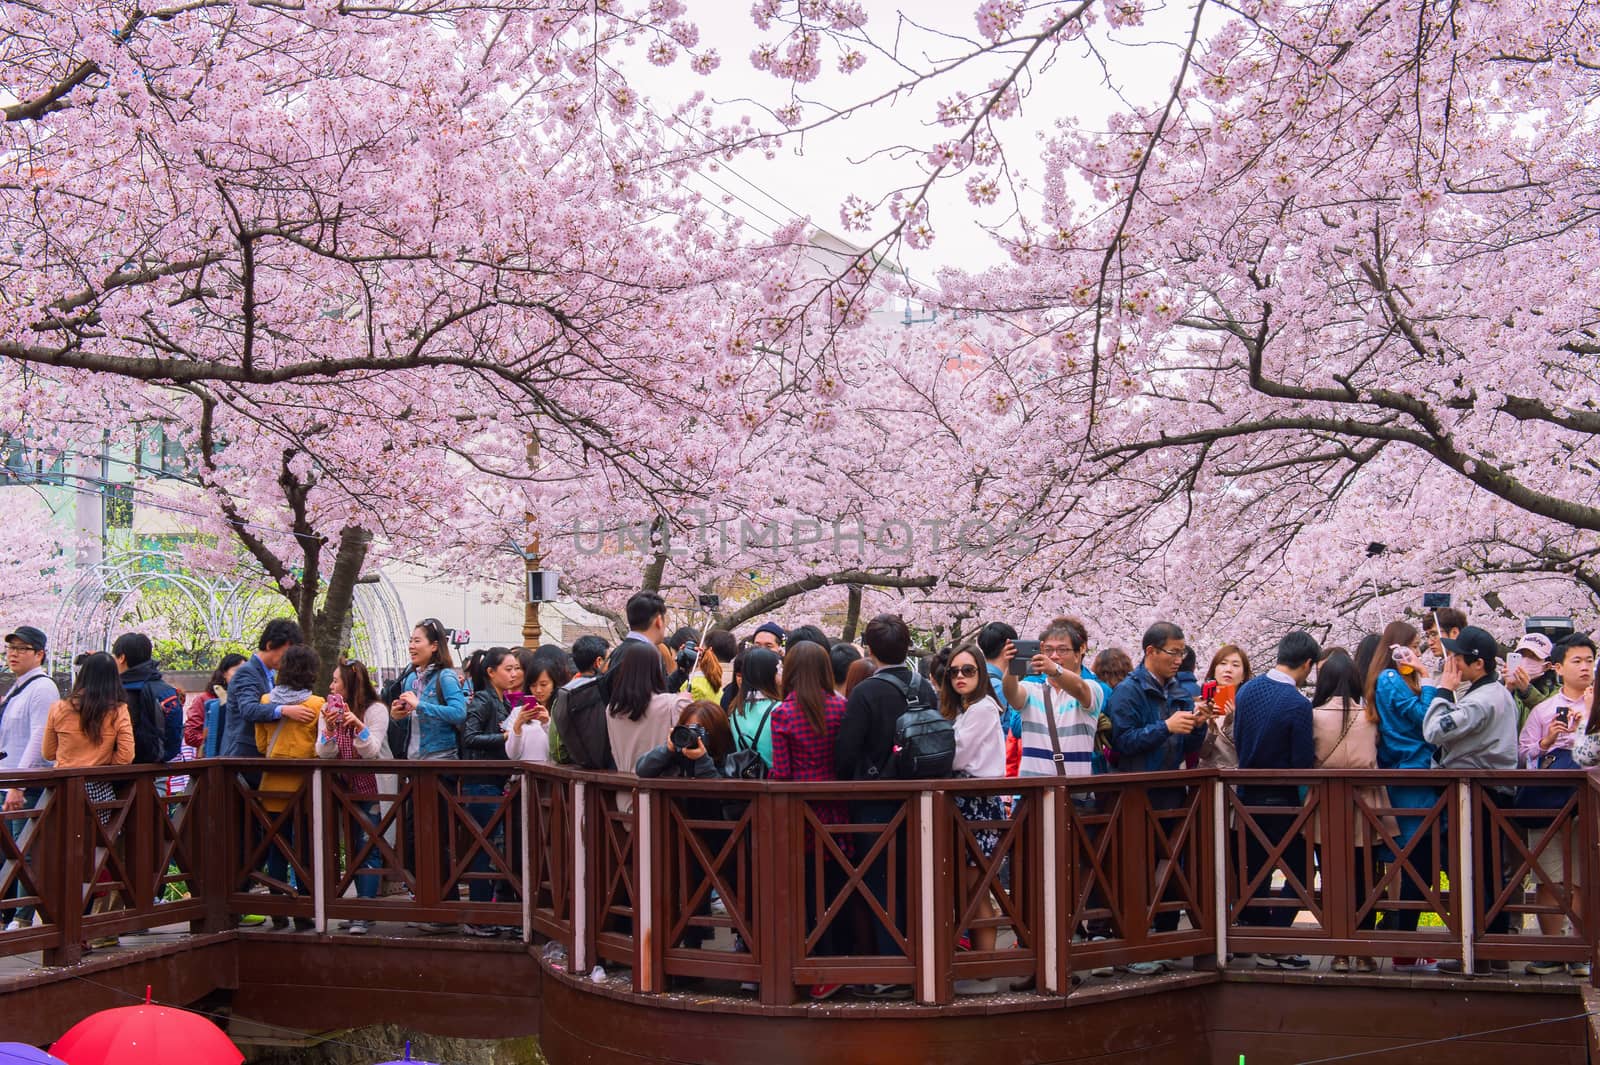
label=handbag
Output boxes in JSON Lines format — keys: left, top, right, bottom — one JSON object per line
{"left": 724, "top": 699, "right": 776, "bottom": 780}
{"left": 1516, "top": 745, "right": 1580, "bottom": 828}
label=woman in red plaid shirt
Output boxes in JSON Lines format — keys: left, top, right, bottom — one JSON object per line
{"left": 769, "top": 641, "right": 852, "bottom": 1000}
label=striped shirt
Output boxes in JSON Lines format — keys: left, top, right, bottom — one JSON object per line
{"left": 1017, "top": 678, "right": 1101, "bottom": 777}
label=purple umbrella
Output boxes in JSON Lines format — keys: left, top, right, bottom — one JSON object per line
{"left": 372, "top": 1044, "right": 441, "bottom": 1065}
{"left": 0, "top": 1044, "right": 67, "bottom": 1065}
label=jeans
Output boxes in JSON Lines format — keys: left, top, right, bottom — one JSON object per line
{"left": 351, "top": 801, "right": 383, "bottom": 900}
{"left": 460, "top": 781, "right": 506, "bottom": 906}
{"left": 2, "top": 787, "right": 43, "bottom": 925}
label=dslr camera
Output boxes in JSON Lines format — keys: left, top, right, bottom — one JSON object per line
{"left": 670, "top": 722, "right": 707, "bottom": 750}
{"left": 675, "top": 641, "right": 700, "bottom": 672}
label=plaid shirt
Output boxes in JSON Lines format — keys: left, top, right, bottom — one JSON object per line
{"left": 771, "top": 691, "right": 849, "bottom": 837}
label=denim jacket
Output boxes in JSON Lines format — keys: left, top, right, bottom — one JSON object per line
{"left": 1107, "top": 664, "right": 1205, "bottom": 774}
{"left": 386, "top": 666, "right": 467, "bottom": 759}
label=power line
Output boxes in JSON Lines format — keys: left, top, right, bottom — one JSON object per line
{"left": 1292, "top": 1006, "right": 1600, "bottom": 1063}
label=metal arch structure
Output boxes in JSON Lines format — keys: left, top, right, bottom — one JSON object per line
{"left": 349, "top": 570, "right": 409, "bottom": 675}
{"left": 46, "top": 550, "right": 408, "bottom": 675}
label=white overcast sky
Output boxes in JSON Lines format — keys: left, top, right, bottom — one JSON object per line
{"left": 621, "top": 0, "right": 1201, "bottom": 284}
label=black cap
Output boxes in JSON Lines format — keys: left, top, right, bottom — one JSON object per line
{"left": 1441, "top": 625, "right": 1497, "bottom": 667}
{"left": 3, "top": 625, "right": 46, "bottom": 651}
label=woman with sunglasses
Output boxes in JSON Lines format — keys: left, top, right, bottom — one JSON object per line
{"left": 939, "top": 642, "right": 1008, "bottom": 982}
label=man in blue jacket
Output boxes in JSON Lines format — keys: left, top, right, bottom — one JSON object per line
{"left": 1107, "top": 622, "right": 1206, "bottom": 774}
{"left": 220, "top": 619, "right": 310, "bottom": 760}
{"left": 1231, "top": 630, "right": 1320, "bottom": 968}
{"left": 1106, "top": 621, "right": 1206, "bottom": 958}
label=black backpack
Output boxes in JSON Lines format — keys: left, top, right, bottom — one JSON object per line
{"left": 724, "top": 700, "right": 776, "bottom": 780}
{"left": 551, "top": 677, "right": 613, "bottom": 770}
{"left": 130, "top": 684, "right": 171, "bottom": 764}
{"left": 872, "top": 671, "right": 955, "bottom": 779}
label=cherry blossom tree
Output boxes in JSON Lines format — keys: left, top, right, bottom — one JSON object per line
{"left": 0, "top": 0, "right": 773, "bottom": 676}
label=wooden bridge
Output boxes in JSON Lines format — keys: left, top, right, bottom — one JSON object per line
{"left": 2, "top": 761, "right": 1598, "bottom": 1063}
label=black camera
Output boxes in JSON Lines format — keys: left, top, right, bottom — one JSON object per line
{"left": 697, "top": 593, "right": 721, "bottom": 610}
{"left": 675, "top": 642, "right": 699, "bottom": 672}
{"left": 670, "top": 723, "right": 707, "bottom": 750}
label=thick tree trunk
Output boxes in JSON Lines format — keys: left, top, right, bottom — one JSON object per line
{"left": 841, "top": 585, "right": 863, "bottom": 642}
{"left": 307, "top": 524, "right": 374, "bottom": 690}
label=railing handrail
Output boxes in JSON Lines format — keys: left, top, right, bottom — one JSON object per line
{"left": 4, "top": 760, "right": 1596, "bottom": 1003}
{"left": 9, "top": 758, "right": 1591, "bottom": 789}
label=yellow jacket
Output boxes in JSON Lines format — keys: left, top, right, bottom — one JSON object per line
{"left": 256, "top": 695, "right": 324, "bottom": 813}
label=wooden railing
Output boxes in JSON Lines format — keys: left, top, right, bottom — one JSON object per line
{"left": 2, "top": 762, "right": 1595, "bottom": 1002}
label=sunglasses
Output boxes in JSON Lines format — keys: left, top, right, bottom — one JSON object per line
{"left": 947, "top": 665, "right": 980, "bottom": 679}
{"left": 418, "top": 618, "right": 445, "bottom": 640}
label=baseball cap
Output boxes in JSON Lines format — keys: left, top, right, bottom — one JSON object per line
{"left": 1514, "top": 633, "right": 1554, "bottom": 661}
{"left": 3, "top": 625, "right": 47, "bottom": 651}
{"left": 1441, "top": 626, "right": 1498, "bottom": 668}
{"left": 753, "top": 621, "right": 787, "bottom": 642}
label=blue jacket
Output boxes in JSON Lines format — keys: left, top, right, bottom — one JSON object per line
{"left": 1107, "top": 664, "right": 1204, "bottom": 774}
{"left": 386, "top": 665, "right": 468, "bottom": 759}
{"left": 120, "top": 660, "right": 183, "bottom": 762}
{"left": 221, "top": 654, "right": 277, "bottom": 758}
{"left": 1374, "top": 669, "right": 1439, "bottom": 770}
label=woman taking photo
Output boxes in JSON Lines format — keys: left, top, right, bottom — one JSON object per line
{"left": 1366, "top": 620, "right": 1441, "bottom": 971}
{"left": 1197, "top": 644, "right": 1252, "bottom": 769}
{"left": 316, "top": 660, "right": 389, "bottom": 933}
{"left": 939, "top": 642, "right": 1007, "bottom": 990}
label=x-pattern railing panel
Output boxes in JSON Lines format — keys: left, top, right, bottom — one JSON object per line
{"left": 1225, "top": 786, "right": 1325, "bottom": 929}
{"left": 802, "top": 800, "right": 910, "bottom": 958}
{"left": 662, "top": 796, "right": 756, "bottom": 952}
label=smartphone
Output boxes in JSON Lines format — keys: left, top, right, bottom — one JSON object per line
{"left": 1009, "top": 639, "right": 1041, "bottom": 676}
{"left": 1201, "top": 680, "right": 1218, "bottom": 703}
{"left": 1422, "top": 592, "right": 1452, "bottom": 609}
{"left": 1557, "top": 706, "right": 1572, "bottom": 727}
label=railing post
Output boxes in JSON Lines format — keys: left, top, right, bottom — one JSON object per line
{"left": 126, "top": 773, "right": 153, "bottom": 925}
{"left": 1455, "top": 777, "right": 1474, "bottom": 972}
{"left": 914, "top": 789, "right": 952, "bottom": 1006}
{"left": 1586, "top": 772, "right": 1600, "bottom": 988}
{"left": 635, "top": 788, "right": 659, "bottom": 993}
{"left": 43, "top": 777, "right": 85, "bottom": 967}
{"left": 194, "top": 764, "right": 231, "bottom": 935}
{"left": 415, "top": 766, "right": 442, "bottom": 911}
{"left": 311, "top": 768, "right": 327, "bottom": 933}
{"left": 1213, "top": 775, "right": 1228, "bottom": 966}
{"left": 1041, "top": 785, "right": 1063, "bottom": 994}
{"left": 757, "top": 790, "right": 797, "bottom": 1006}
{"left": 571, "top": 780, "right": 591, "bottom": 975}
{"left": 520, "top": 770, "right": 533, "bottom": 946}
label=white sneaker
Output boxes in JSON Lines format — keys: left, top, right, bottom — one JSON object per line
{"left": 953, "top": 978, "right": 1004, "bottom": 995}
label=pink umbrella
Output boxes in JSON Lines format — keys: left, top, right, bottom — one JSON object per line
{"left": 51, "top": 988, "right": 242, "bottom": 1065}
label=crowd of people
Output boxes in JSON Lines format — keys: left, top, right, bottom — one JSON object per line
{"left": 1, "top": 596, "right": 1593, "bottom": 993}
